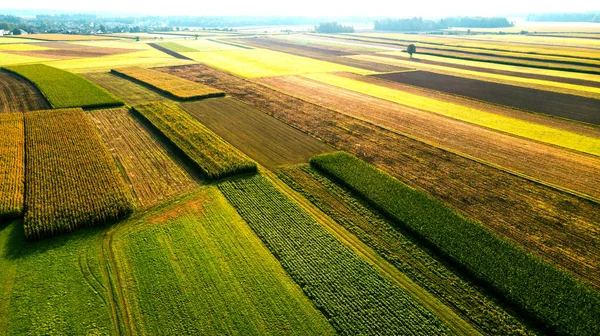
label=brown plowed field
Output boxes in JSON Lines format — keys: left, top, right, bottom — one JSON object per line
{"left": 337, "top": 72, "right": 600, "bottom": 138}
{"left": 2, "top": 46, "right": 139, "bottom": 60}
{"left": 181, "top": 97, "right": 335, "bottom": 169}
{"left": 88, "top": 107, "right": 200, "bottom": 208}
{"left": 257, "top": 75, "right": 600, "bottom": 199}
{"left": 234, "top": 37, "right": 410, "bottom": 72}
{"left": 0, "top": 70, "right": 50, "bottom": 113}
{"left": 158, "top": 63, "right": 600, "bottom": 289}
{"left": 373, "top": 70, "right": 600, "bottom": 125}
{"left": 379, "top": 53, "right": 600, "bottom": 88}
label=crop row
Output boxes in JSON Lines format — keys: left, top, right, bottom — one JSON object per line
{"left": 111, "top": 67, "right": 225, "bottom": 100}
{"left": 3, "top": 64, "right": 123, "bottom": 109}
{"left": 24, "top": 108, "right": 133, "bottom": 240}
{"left": 0, "top": 113, "right": 24, "bottom": 219}
{"left": 218, "top": 174, "right": 451, "bottom": 335}
{"left": 311, "top": 151, "right": 600, "bottom": 336}
{"left": 132, "top": 102, "right": 256, "bottom": 179}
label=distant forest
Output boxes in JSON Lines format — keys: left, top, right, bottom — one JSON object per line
{"left": 527, "top": 12, "right": 600, "bottom": 22}
{"left": 315, "top": 22, "right": 354, "bottom": 33}
{"left": 374, "top": 17, "right": 513, "bottom": 31}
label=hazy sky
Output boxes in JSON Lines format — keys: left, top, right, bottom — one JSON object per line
{"left": 2, "top": 1, "right": 599, "bottom": 17}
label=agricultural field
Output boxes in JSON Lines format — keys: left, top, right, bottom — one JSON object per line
{"left": 181, "top": 97, "right": 335, "bottom": 169}
{"left": 132, "top": 102, "right": 257, "bottom": 179}
{"left": 112, "top": 66, "right": 225, "bottom": 100}
{"left": 3, "top": 64, "right": 123, "bottom": 108}
{"left": 24, "top": 108, "right": 133, "bottom": 239}
{"left": 2, "top": 24, "right": 600, "bottom": 336}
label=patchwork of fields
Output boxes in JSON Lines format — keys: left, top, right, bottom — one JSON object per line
{"left": 1, "top": 29, "right": 599, "bottom": 336}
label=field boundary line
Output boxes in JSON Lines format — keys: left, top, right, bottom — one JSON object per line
{"left": 254, "top": 78, "right": 600, "bottom": 205}
{"left": 261, "top": 169, "right": 482, "bottom": 336}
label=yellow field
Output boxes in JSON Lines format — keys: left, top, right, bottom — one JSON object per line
{"left": 72, "top": 40, "right": 150, "bottom": 50}
{"left": 348, "top": 54, "right": 600, "bottom": 97}
{"left": 16, "top": 34, "right": 117, "bottom": 41}
{"left": 0, "top": 52, "right": 49, "bottom": 66}
{"left": 0, "top": 37, "right": 36, "bottom": 44}
{"left": 451, "top": 34, "right": 600, "bottom": 48}
{"left": 186, "top": 48, "right": 372, "bottom": 78}
{"left": 44, "top": 49, "right": 193, "bottom": 72}
{"left": 304, "top": 73, "right": 600, "bottom": 157}
{"left": 0, "top": 44, "right": 50, "bottom": 51}
{"left": 177, "top": 38, "right": 241, "bottom": 52}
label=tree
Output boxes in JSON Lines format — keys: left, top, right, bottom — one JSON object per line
{"left": 407, "top": 44, "right": 416, "bottom": 58}
{"left": 135, "top": 36, "right": 140, "bottom": 42}
{"left": 11, "top": 28, "right": 21, "bottom": 35}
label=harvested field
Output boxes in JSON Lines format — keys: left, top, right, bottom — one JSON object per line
{"left": 81, "top": 72, "right": 166, "bottom": 105}
{"left": 277, "top": 164, "right": 533, "bottom": 335}
{"left": 88, "top": 107, "right": 200, "bottom": 208}
{"left": 234, "top": 36, "right": 410, "bottom": 72}
{"left": 0, "top": 113, "right": 24, "bottom": 219}
{"left": 1, "top": 46, "right": 139, "bottom": 60}
{"left": 24, "top": 108, "right": 133, "bottom": 240}
{"left": 154, "top": 42, "right": 197, "bottom": 52}
{"left": 374, "top": 70, "right": 600, "bottom": 125}
{"left": 112, "top": 67, "right": 224, "bottom": 100}
{"left": 258, "top": 75, "right": 600, "bottom": 199}
{"left": 181, "top": 97, "right": 335, "bottom": 169}
{"left": 0, "top": 70, "right": 50, "bottom": 112}
{"left": 158, "top": 64, "right": 600, "bottom": 289}
{"left": 15, "top": 34, "right": 117, "bottom": 41}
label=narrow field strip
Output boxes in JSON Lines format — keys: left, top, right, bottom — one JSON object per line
{"left": 0, "top": 70, "right": 50, "bottom": 113}
{"left": 88, "top": 107, "right": 200, "bottom": 208}
{"left": 132, "top": 102, "right": 257, "bottom": 179}
{"left": 276, "top": 164, "right": 534, "bottom": 335}
{"left": 311, "top": 151, "right": 600, "bottom": 336}
{"left": 219, "top": 174, "right": 452, "bottom": 335}
{"left": 82, "top": 72, "right": 167, "bottom": 106}
{"left": 24, "top": 108, "right": 134, "bottom": 240}
{"left": 111, "top": 66, "right": 225, "bottom": 100}
{"left": 111, "top": 187, "right": 335, "bottom": 335}
{"left": 0, "top": 113, "right": 24, "bottom": 219}
{"left": 3, "top": 64, "right": 123, "bottom": 108}
{"left": 304, "top": 72, "right": 600, "bottom": 157}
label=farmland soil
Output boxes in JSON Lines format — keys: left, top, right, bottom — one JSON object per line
{"left": 0, "top": 70, "right": 50, "bottom": 112}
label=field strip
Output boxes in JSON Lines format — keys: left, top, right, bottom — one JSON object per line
{"left": 255, "top": 78, "right": 600, "bottom": 204}
{"left": 262, "top": 169, "right": 481, "bottom": 335}
{"left": 348, "top": 54, "right": 600, "bottom": 98}
{"left": 303, "top": 73, "right": 600, "bottom": 157}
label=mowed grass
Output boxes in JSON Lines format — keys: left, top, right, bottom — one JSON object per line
{"left": 181, "top": 97, "right": 335, "bottom": 169}
{"left": 82, "top": 72, "right": 166, "bottom": 106}
{"left": 3, "top": 64, "right": 123, "bottom": 108}
{"left": 219, "top": 174, "right": 451, "bottom": 335}
{"left": 0, "top": 114, "right": 24, "bottom": 219}
{"left": 112, "top": 187, "right": 335, "bottom": 335}
{"left": 133, "top": 102, "right": 257, "bottom": 179}
{"left": 311, "top": 151, "right": 600, "bottom": 336}
{"left": 24, "top": 108, "right": 133, "bottom": 240}
{"left": 304, "top": 72, "right": 600, "bottom": 157}
{"left": 0, "top": 221, "right": 114, "bottom": 335}
{"left": 112, "top": 67, "right": 225, "bottom": 100}
{"left": 187, "top": 48, "right": 372, "bottom": 78}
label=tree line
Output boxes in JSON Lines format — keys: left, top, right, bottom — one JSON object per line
{"left": 375, "top": 16, "right": 513, "bottom": 31}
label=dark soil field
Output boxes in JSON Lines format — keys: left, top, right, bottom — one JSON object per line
{"left": 159, "top": 63, "right": 600, "bottom": 290}
{"left": 0, "top": 70, "right": 50, "bottom": 112}
{"left": 234, "top": 37, "right": 410, "bottom": 72}
{"left": 181, "top": 97, "right": 335, "bottom": 169}
{"left": 147, "top": 43, "right": 193, "bottom": 60}
{"left": 373, "top": 70, "right": 600, "bottom": 125}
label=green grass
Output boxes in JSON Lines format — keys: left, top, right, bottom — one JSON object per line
{"left": 112, "top": 186, "right": 335, "bottom": 335}
{"left": 132, "top": 102, "right": 257, "bottom": 180}
{"left": 218, "top": 174, "right": 451, "bottom": 335}
{"left": 0, "top": 221, "right": 114, "bottom": 335}
{"left": 155, "top": 41, "right": 198, "bottom": 52}
{"left": 276, "top": 164, "right": 533, "bottom": 335}
{"left": 311, "top": 151, "right": 600, "bottom": 336}
{"left": 3, "top": 64, "right": 123, "bottom": 109}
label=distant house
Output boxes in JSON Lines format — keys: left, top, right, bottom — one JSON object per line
{"left": 0, "top": 30, "right": 5, "bottom": 36}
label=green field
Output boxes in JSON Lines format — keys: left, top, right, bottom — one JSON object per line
{"left": 3, "top": 64, "right": 123, "bottom": 108}
{"left": 311, "top": 151, "right": 600, "bottom": 336}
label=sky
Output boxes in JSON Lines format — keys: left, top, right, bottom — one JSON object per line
{"left": 1, "top": 1, "right": 599, "bottom": 17}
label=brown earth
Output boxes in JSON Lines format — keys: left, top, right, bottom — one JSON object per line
{"left": 337, "top": 72, "right": 600, "bottom": 139}
{"left": 158, "top": 63, "right": 600, "bottom": 290}
{"left": 373, "top": 70, "right": 600, "bottom": 125}
{"left": 257, "top": 75, "right": 600, "bottom": 199}
{"left": 0, "top": 70, "right": 50, "bottom": 113}
{"left": 181, "top": 97, "right": 335, "bottom": 169}
{"left": 3, "top": 47, "right": 139, "bottom": 60}
{"left": 233, "top": 37, "right": 411, "bottom": 73}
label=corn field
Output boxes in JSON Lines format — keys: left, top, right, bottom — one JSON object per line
{"left": 0, "top": 113, "right": 24, "bottom": 219}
